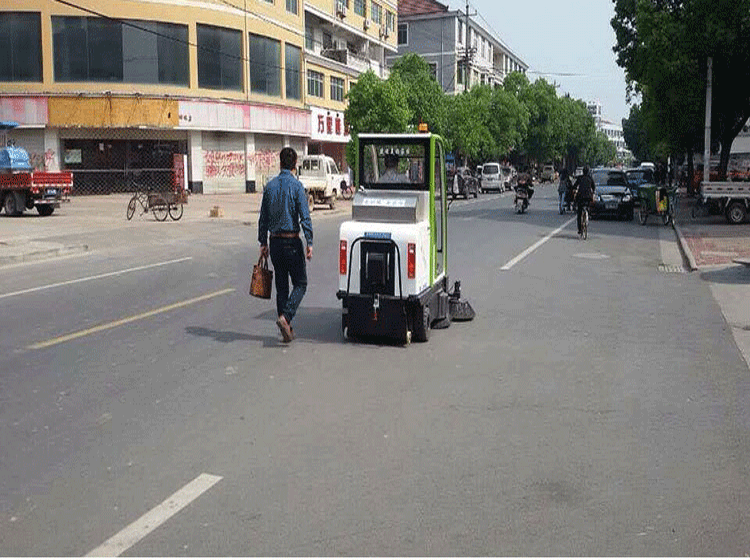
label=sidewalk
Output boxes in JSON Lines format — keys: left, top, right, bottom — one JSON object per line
{"left": 0, "top": 192, "right": 350, "bottom": 266}
{"left": 673, "top": 190, "right": 750, "bottom": 270}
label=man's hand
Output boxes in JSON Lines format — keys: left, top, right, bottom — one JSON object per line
{"left": 306, "top": 246, "right": 313, "bottom": 260}
{"left": 260, "top": 245, "right": 269, "bottom": 258}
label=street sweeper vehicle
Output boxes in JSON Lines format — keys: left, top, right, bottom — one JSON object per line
{"left": 336, "top": 131, "right": 475, "bottom": 344}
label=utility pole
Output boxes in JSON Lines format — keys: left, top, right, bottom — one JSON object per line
{"left": 463, "top": 0, "right": 476, "bottom": 91}
{"left": 703, "top": 57, "right": 713, "bottom": 184}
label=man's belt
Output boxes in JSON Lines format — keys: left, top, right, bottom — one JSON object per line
{"left": 270, "top": 231, "right": 300, "bottom": 239}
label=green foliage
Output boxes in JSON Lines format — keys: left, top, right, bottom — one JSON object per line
{"left": 343, "top": 58, "right": 615, "bottom": 171}
{"left": 390, "top": 53, "right": 447, "bottom": 136}
{"left": 612, "top": 0, "right": 750, "bottom": 177}
{"left": 344, "top": 70, "right": 412, "bottom": 168}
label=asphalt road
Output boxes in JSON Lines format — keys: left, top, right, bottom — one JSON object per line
{"left": 1, "top": 184, "right": 748, "bottom": 555}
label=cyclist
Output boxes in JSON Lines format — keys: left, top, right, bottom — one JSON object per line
{"left": 573, "top": 166, "right": 595, "bottom": 235}
{"left": 557, "top": 168, "right": 572, "bottom": 214}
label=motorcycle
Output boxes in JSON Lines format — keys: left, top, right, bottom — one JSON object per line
{"left": 514, "top": 181, "right": 534, "bottom": 213}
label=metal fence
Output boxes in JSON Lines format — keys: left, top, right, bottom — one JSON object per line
{"left": 71, "top": 168, "right": 175, "bottom": 195}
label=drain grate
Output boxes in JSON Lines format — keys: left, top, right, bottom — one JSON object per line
{"left": 658, "top": 263, "right": 687, "bottom": 274}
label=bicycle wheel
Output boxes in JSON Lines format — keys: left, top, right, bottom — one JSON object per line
{"left": 169, "top": 202, "right": 183, "bottom": 221}
{"left": 152, "top": 196, "right": 169, "bottom": 221}
{"left": 126, "top": 196, "right": 137, "bottom": 220}
{"left": 582, "top": 209, "right": 588, "bottom": 240}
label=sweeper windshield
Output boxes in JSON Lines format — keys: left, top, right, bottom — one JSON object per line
{"left": 359, "top": 139, "right": 428, "bottom": 190}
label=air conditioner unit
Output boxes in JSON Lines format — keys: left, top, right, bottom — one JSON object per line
{"left": 363, "top": 18, "right": 371, "bottom": 30}
{"left": 336, "top": 3, "right": 347, "bottom": 17}
{"left": 381, "top": 27, "right": 390, "bottom": 39}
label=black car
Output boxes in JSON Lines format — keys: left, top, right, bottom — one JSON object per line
{"left": 590, "top": 168, "right": 634, "bottom": 220}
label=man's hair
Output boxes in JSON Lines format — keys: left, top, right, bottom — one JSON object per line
{"left": 583, "top": 166, "right": 590, "bottom": 176}
{"left": 280, "top": 147, "right": 297, "bottom": 170}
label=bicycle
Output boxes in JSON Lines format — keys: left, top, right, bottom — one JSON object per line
{"left": 579, "top": 203, "right": 589, "bottom": 240}
{"left": 126, "top": 188, "right": 169, "bottom": 221}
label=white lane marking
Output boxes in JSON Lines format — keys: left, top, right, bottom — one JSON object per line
{"left": 0, "top": 257, "right": 193, "bottom": 301}
{"left": 500, "top": 217, "right": 576, "bottom": 270}
{"left": 85, "top": 473, "right": 222, "bottom": 557}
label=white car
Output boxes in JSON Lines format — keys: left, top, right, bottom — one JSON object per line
{"left": 481, "top": 162, "right": 503, "bottom": 192}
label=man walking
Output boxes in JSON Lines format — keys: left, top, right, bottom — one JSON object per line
{"left": 258, "top": 147, "right": 313, "bottom": 343}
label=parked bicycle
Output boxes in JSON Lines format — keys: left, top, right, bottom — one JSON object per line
{"left": 126, "top": 188, "right": 169, "bottom": 221}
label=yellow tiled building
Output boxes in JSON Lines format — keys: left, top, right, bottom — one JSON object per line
{"left": 0, "top": 0, "right": 396, "bottom": 194}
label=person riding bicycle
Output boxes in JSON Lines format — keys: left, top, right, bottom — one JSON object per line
{"left": 573, "top": 166, "right": 595, "bottom": 235}
{"left": 557, "top": 168, "right": 572, "bottom": 214}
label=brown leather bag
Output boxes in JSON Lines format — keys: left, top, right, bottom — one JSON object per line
{"left": 250, "top": 254, "right": 273, "bottom": 299}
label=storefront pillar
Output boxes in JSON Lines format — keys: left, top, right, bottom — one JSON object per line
{"left": 188, "top": 130, "right": 203, "bottom": 193}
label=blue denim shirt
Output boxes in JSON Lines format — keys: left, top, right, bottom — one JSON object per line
{"left": 258, "top": 169, "right": 313, "bottom": 246}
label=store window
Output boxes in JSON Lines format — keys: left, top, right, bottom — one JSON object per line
{"left": 0, "top": 12, "right": 43, "bottom": 82}
{"left": 52, "top": 17, "right": 188, "bottom": 85}
{"left": 386, "top": 11, "right": 395, "bottom": 32}
{"left": 354, "top": 0, "right": 366, "bottom": 17}
{"left": 285, "top": 44, "right": 301, "bottom": 100}
{"left": 307, "top": 69, "right": 324, "bottom": 98}
{"left": 330, "top": 76, "right": 344, "bottom": 102}
{"left": 249, "top": 33, "right": 280, "bottom": 96}
{"left": 286, "top": 0, "right": 298, "bottom": 14}
{"left": 197, "top": 24, "right": 242, "bottom": 91}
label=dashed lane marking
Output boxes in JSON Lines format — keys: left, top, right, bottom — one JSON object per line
{"left": 27, "top": 288, "right": 235, "bottom": 350}
{"left": 0, "top": 257, "right": 193, "bottom": 301}
{"left": 500, "top": 217, "right": 576, "bottom": 271}
{"left": 85, "top": 473, "right": 223, "bottom": 557}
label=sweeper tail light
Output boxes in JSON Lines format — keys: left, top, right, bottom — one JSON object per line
{"left": 407, "top": 243, "right": 416, "bottom": 279}
{"left": 339, "top": 240, "right": 347, "bottom": 274}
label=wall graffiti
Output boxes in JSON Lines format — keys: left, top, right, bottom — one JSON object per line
{"left": 204, "top": 151, "right": 245, "bottom": 179}
{"left": 28, "top": 149, "right": 56, "bottom": 171}
{"left": 247, "top": 150, "right": 278, "bottom": 175}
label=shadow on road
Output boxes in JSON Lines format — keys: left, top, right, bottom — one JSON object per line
{"left": 700, "top": 265, "right": 750, "bottom": 285}
{"left": 186, "top": 307, "right": 345, "bottom": 345}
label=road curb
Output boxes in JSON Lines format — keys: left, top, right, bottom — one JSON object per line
{"left": 0, "top": 244, "right": 89, "bottom": 267}
{"left": 673, "top": 222, "right": 698, "bottom": 271}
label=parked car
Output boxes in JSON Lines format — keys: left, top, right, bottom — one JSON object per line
{"left": 481, "top": 162, "right": 503, "bottom": 192}
{"left": 449, "top": 167, "right": 479, "bottom": 199}
{"left": 625, "top": 167, "right": 655, "bottom": 203}
{"left": 590, "top": 168, "right": 634, "bottom": 220}
{"left": 500, "top": 165, "right": 515, "bottom": 190}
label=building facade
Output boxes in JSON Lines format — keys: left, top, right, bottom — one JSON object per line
{"left": 304, "top": 0, "right": 397, "bottom": 172}
{"left": 0, "top": 0, "right": 395, "bottom": 194}
{"left": 391, "top": 0, "right": 527, "bottom": 95}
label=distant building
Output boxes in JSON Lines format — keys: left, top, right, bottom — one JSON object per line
{"left": 586, "top": 101, "right": 603, "bottom": 128}
{"left": 390, "top": 0, "right": 527, "bottom": 94}
{"left": 599, "top": 119, "right": 631, "bottom": 162}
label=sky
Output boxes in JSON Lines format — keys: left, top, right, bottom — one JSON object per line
{"left": 444, "top": 0, "right": 631, "bottom": 125}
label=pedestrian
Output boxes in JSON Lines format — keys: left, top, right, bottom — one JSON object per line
{"left": 258, "top": 147, "right": 313, "bottom": 343}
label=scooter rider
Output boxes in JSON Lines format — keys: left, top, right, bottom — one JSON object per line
{"left": 514, "top": 168, "right": 534, "bottom": 210}
{"left": 573, "top": 166, "right": 595, "bottom": 235}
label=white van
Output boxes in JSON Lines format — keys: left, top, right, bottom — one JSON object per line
{"left": 481, "top": 162, "right": 503, "bottom": 193}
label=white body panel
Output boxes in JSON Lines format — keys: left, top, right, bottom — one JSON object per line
{"left": 339, "top": 220, "right": 430, "bottom": 296}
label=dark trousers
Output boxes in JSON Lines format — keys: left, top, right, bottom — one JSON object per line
{"left": 269, "top": 237, "right": 307, "bottom": 324}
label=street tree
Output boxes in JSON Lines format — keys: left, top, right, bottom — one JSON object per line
{"left": 344, "top": 70, "right": 413, "bottom": 168}
{"left": 390, "top": 53, "right": 447, "bottom": 136}
{"left": 612, "top": 0, "right": 750, "bottom": 178}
